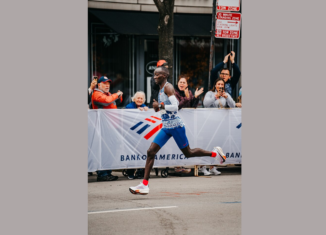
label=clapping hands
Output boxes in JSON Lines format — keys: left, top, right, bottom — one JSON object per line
{"left": 194, "top": 87, "right": 204, "bottom": 98}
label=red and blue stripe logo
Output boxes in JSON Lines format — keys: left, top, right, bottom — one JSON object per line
{"left": 130, "top": 116, "right": 163, "bottom": 140}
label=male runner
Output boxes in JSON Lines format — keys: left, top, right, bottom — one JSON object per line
{"left": 129, "top": 67, "right": 226, "bottom": 195}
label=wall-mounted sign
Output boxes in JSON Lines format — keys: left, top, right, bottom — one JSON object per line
{"left": 215, "top": 12, "right": 241, "bottom": 39}
{"left": 217, "top": 0, "right": 240, "bottom": 12}
{"left": 145, "top": 61, "right": 157, "bottom": 76}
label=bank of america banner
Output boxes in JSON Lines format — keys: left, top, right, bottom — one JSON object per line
{"left": 88, "top": 109, "right": 241, "bottom": 171}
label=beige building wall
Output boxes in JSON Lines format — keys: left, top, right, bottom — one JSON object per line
{"left": 88, "top": 0, "right": 213, "bottom": 14}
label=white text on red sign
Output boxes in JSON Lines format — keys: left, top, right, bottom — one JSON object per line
{"left": 217, "top": 0, "right": 240, "bottom": 12}
{"left": 215, "top": 12, "right": 241, "bottom": 39}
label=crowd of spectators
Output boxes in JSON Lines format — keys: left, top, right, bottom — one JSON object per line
{"left": 88, "top": 52, "right": 242, "bottom": 180}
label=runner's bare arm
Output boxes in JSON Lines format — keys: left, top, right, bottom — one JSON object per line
{"left": 163, "top": 84, "right": 178, "bottom": 111}
{"left": 153, "top": 99, "right": 160, "bottom": 112}
{"left": 164, "top": 83, "right": 175, "bottom": 97}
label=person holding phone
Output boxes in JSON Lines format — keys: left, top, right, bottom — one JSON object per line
{"left": 210, "top": 51, "right": 241, "bottom": 98}
{"left": 200, "top": 78, "right": 236, "bottom": 176}
{"left": 203, "top": 78, "right": 235, "bottom": 108}
{"left": 88, "top": 76, "right": 98, "bottom": 107}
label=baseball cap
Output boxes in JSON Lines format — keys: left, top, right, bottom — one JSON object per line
{"left": 157, "top": 60, "right": 168, "bottom": 67}
{"left": 98, "top": 76, "right": 112, "bottom": 84}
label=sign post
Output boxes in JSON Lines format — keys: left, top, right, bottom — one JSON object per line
{"left": 209, "top": 1, "right": 242, "bottom": 91}
{"left": 208, "top": 0, "right": 217, "bottom": 90}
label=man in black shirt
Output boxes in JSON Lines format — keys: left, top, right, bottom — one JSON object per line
{"left": 149, "top": 60, "right": 168, "bottom": 108}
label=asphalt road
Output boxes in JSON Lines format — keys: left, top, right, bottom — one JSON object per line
{"left": 88, "top": 166, "right": 241, "bottom": 235}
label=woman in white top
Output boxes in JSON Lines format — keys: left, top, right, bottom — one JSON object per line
{"left": 200, "top": 78, "right": 236, "bottom": 176}
{"left": 203, "top": 78, "right": 235, "bottom": 108}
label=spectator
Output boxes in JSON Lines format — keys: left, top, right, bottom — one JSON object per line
{"left": 91, "top": 76, "right": 123, "bottom": 181}
{"left": 211, "top": 51, "right": 241, "bottom": 98}
{"left": 203, "top": 78, "right": 235, "bottom": 108}
{"left": 125, "top": 91, "right": 149, "bottom": 111}
{"left": 199, "top": 78, "right": 236, "bottom": 176}
{"left": 174, "top": 75, "right": 204, "bottom": 110}
{"left": 125, "top": 91, "right": 148, "bottom": 179}
{"left": 92, "top": 76, "right": 123, "bottom": 109}
{"left": 149, "top": 60, "right": 168, "bottom": 108}
{"left": 235, "top": 87, "right": 242, "bottom": 108}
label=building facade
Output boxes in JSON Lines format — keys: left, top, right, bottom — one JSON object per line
{"left": 88, "top": 0, "right": 241, "bottom": 107}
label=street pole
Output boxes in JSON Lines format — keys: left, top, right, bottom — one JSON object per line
{"left": 228, "top": 39, "right": 232, "bottom": 71}
{"left": 208, "top": 0, "right": 217, "bottom": 90}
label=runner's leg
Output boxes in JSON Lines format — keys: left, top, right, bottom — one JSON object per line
{"left": 143, "top": 143, "right": 160, "bottom": 181}
{"left": 171, "top": 126, "right": 212, "bottom": 157}
{"left": 129, "top": 130, "right": 171, "bottom": 195}
{"left": 143, "top": 129, "right": 171, "bottom": 181}
{"left": 180, "top": 145, "right": 212, "bottom": 158}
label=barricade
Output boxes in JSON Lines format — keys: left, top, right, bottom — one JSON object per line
{"left": 88, "top": 108, "right": 242, "bottom": 175}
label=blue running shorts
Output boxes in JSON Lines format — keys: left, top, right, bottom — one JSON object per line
{"left": 153, "top": 126, "right": 189, "bottom": 149}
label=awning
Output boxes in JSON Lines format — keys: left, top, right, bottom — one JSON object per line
{"left": 89, "top": 9, "right": 212, "bottom": 36}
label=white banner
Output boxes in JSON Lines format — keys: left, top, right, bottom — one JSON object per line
{"left": 88, "top": 109, "right": 242, "bottom": 171}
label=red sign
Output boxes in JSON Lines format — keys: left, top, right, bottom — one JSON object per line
{"left": 215, "top": 12, "right": 241, "bottom": 39}
{"left": 217, "top": 0, "right": 240, "bottom": 12}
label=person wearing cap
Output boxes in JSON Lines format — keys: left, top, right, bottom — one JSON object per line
{"left": 149, "top": 60, "right": 168, "bottom": 108}
{"left": 91, "top": 76, "right": 123, "bottom": 109}
{"left": 91, "top": 76, "right": 123, "bottom": 181}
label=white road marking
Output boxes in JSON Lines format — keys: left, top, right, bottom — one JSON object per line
{"left": 88, "top": 206, "right": 177, "bottom": 215}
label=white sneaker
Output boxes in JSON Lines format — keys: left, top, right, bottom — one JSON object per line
{"left": 213, "top": 146, "right": 226, "bottom": 164}
{"left": 209, "top": 166, "right": 221, "bottom": 175}
{"left": 129, "top": 182, "right": 149, "bottom": 195}
{"left": 199, "top": 166, "right": 211, "bottom": 176}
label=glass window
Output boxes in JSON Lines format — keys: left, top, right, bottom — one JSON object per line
{"left": 143, "top": 39, "right": 159, "bottom": 104}
{"left": 90, "top": 24, "right": 132, "bottom": 108}
{"left": 175, "top": 37, "right": 225, "bottom": 107}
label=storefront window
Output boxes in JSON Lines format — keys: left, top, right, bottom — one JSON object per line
{"left": 89, "top": 24, "right": 231, "bottom": 108}
{"left": 90, "top": 24, "right": 132, "bottom": 108}
{"left": 175, "top": 37, "right": 225, "bottom": 107}
{"left": 143, "top": 39, "right": 159, "bottom": 104}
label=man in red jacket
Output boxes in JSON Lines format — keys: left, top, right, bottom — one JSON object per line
{"left": 92, "top": 76, "right": 123, "bottom": 109}
{"left": 91, "top": 76, "right": 123, "bottom": 181}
